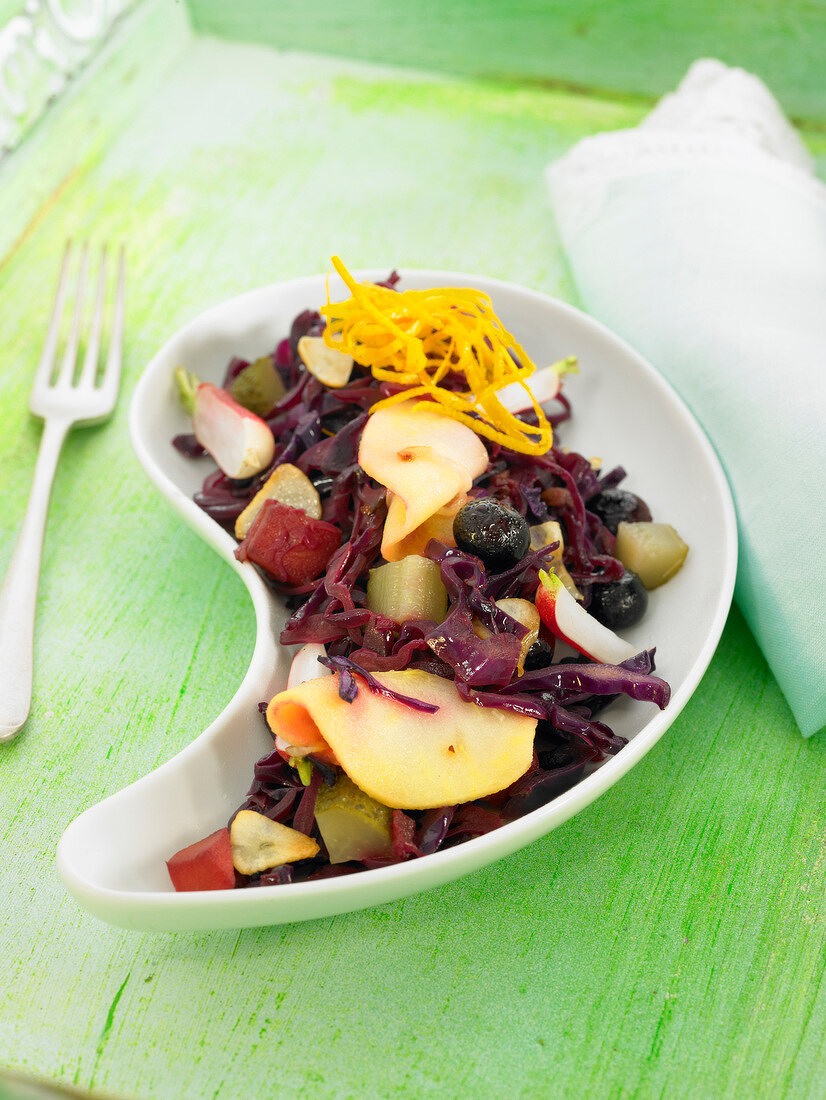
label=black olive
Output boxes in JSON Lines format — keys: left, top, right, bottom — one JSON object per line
{"left": 505, "top": 756, "right": 586, "bottom": 813}
{"left": 452, "top": 498, "right": 530, "bottom": 572}
{"left": 588, "top": 570, "right": 648, "bottom": 629}
{"left": 583, "top": 693, "right": 620, "bottom": 718}
{"left": 311, "top": 474, "right": 335, "bottom": 497}
{"left": 537, "top": 742, "right": 580, "bottom": 771}
{"left": 322, "top": 407, "right": 361, "bottom": 435}
{"left": 523, "top": 637, "right": 555, "bottom": 671}
{"left": 588, "top": 489, "right": 652, "bottom": 535}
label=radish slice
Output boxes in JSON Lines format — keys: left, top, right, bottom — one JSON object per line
{"left": 535, "top": 569, "right": 638, "bottom": 665}
{"left": 193, "top": 383, "right": 275, "bottom": 478}
{"left": 277, "top": 644, "right": 335, "bottom": 759}
{"left": 496, "top": 368, "right": 561, "bottom": 413}
{"left": 496, "top": 356, "right": 578, "bottom": 413}
{"left": 287, "top": 643, "right": 332, "bottom": 689}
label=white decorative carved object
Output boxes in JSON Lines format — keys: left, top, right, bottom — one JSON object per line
{"left": 0, "top": 0, "right": 134, "bottom": 154}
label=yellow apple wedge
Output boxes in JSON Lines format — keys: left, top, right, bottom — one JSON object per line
{"left": 230, "top": 810, "right": 319, "bottom": 874}
{"left": 266, "top": 669, "right": 535, "bottom": 809}
{"left": 297, "top": 335, "right": 354, "bottom": 388}
{"left": 382, "top": 491, "right": 467, "bottom": 562}
{"left": 357, "top": 402, "right": 489, "bottom": 559}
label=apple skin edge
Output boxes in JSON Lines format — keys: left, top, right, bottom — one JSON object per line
{"left": 535, "top": 569, "right": 638, "bottom": 665}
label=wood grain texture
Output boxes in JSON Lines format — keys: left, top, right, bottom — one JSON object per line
{"left": 186, "top": 0, "right": 826, "bottom": 122}
{"left": 0, "top": 10, "right": 824, "bottom": 1099}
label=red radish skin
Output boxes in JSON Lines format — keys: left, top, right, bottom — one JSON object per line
{"left": 535, "top": 569, "right": 637, "bottom": 665}
{"left": 193, "top": 383, "right": 275, "bottom": 478}
{"left": 166, "top": 827, "right": 235, "bottom": 892}
{"left": 236, "top": 499, "right": 341, "bottom": 586}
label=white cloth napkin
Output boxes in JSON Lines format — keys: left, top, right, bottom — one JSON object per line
{"left": 548, "top": 60, "right": 826, "bottom": 736}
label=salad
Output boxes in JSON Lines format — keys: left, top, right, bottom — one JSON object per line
{"left": 165, "top": 259, "right": 688, "bottom": 892}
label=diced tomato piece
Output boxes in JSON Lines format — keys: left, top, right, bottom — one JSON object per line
{"left": 235, "top": 499, "right": 340, "bottom": 586}
{"left": 166, "top": 827, "right": 235, "bottom": 892}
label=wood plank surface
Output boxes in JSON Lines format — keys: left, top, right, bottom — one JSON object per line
{"left": 1, "top": 5, "right": 824, "bottom": 1097}
{"left": 187, "top": 0, "right": 826, "bottom": 122}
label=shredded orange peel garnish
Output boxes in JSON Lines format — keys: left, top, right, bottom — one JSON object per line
{"left": 320, "top": 256, "right": 553, "bottom": 456}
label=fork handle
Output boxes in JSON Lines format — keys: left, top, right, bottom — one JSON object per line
{"left": 0, "top": 417, "right": 70, "bottom": 742}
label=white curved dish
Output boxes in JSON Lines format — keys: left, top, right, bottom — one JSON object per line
{"left": 57, "top": 270, "right": 737, "bottom": 932}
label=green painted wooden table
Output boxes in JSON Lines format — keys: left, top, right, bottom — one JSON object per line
{"left": 1, "top": 3, "right": 825, "bottom": 1096}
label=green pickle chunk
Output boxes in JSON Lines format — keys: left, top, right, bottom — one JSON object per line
{"left": 230, "top": 356, "right": 286, "bottom": 416}
{"left": 314, "top": 773, "right": 393, "bottom": 863}
{"left": 366, "top": 554, "right": 448, "bottom": 623}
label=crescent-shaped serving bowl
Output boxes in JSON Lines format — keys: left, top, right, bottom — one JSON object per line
{"left": 57, "top": 270, "right": 737, "bottom": 932}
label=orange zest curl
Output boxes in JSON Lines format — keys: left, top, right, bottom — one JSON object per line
{"left": 321, "top": 256, "right": 553, "bottom": 456}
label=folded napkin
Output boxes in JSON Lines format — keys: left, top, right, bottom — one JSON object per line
{"left": 548, "top": 59, "right": 825, "bottom": 736}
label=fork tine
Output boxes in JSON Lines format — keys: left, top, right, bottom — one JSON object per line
{"left": 78, "top": 246, "right": 107, "bottom": 388}
{"left": 33, "top": 241, "right": 73, "bottom": 391}
{"left": 56, "top": 241, "right": 89, "bottom": 387}
{"left": 99, "top": 245, "right": 125, "bottom": 400}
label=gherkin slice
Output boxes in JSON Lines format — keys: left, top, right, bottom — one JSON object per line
{"left": 314, "top": 773, "right": 393, "bottom": 863}
{"left": 230, "top": 356, "right": 285, "bottom": 416}
{"left": 366, "top": 555, "right": 448, "bottom": 624}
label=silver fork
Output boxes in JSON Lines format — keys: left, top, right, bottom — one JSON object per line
{"left": 0, "top": 242, "right": 126, "bottom": 742}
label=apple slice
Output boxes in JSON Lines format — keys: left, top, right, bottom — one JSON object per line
{"left": 230, "top": 810, "right": 319, "bottom": 875}
{"left": 382, "top": 491, "right": 466, "bottom": 562}
{"left": 234, "top": 463, "right": 321, "bottom": 540}
{"left": 529, "top": 520, "right": 581, "bottom": 599}
{"left": 358, "top": 401, "right": 489, "bottom": 559}
{"left": 266, "top": 669, "right": 535, "bottom": 809}
{"left": 535, "top": 569, "right": 638, "bottom": 664}
{"left": 193, "top": 382, "right": 275, "bottom": 478}
{"left": 297, "top": 335, "right": 354, "bottom": 387}
{"left": 166, "top": 827, "right": 235, "bottom": 892}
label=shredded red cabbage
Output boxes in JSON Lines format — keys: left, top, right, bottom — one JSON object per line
{"left": 175, "top": 282, "right": 672, "bottom": 889}
{"left": 320, "top": 654, "right": 440, "bottom": 713}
